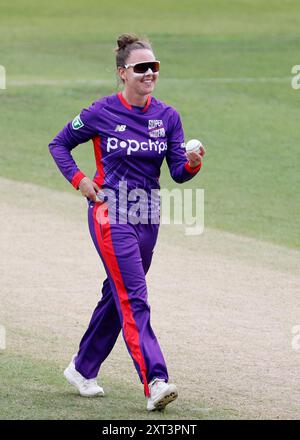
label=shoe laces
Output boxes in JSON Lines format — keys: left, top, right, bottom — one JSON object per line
{"left": 150, "top": 378, "right": 166, "bottom": 392}
{"left": 83, "top": 378, "right": 98, "bottom": 388}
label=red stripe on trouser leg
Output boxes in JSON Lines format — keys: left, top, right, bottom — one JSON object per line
{"left": 92, "top": 203, "right": 150, "bottom": 397}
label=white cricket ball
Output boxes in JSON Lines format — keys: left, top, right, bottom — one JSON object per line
{"left": 185, "top": 139, "right": 203, "bottom": 153}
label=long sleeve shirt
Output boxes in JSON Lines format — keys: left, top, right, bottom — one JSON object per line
{"left": 49, "top": 92, "right": 202, "bottom": 194}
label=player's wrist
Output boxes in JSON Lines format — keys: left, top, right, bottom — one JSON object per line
{"left": 184, "top": 160, "right": 202, "bottom": 174}
{"left": 71, "top": 171, "right": 86, "bottom": 190}
{"left": 189, "top": 159, "right": 201, "bottom": 168}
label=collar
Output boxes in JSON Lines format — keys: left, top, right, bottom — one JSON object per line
{"left": 117, "top": 92, "right": 152, "bottom": 113}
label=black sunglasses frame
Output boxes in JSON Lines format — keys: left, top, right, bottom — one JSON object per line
{"left": 124, "top": 60, "right": 160, "bottom": 74}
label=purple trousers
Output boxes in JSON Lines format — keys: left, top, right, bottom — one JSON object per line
{"left": 74, "top": 200, "right": 168, "bottom": 396}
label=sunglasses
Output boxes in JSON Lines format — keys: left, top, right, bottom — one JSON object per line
{"left": 124, "top": 60, "right": 160, "bottom": 74}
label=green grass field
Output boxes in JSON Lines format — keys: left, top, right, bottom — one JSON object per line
{"left": 0, "top": 0, "right": 299, "bottom": 420}
{"left": 0, "top": 351, "right": 233, "bottom": 420}
{"left": 1, "top": 0, "right": 299, "bottom": 248}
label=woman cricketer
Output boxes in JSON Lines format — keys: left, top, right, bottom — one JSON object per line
{"left": 49, "top": 33, "right": 205, "bottom": 412}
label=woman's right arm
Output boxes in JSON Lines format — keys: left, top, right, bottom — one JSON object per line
{"left": 48, "top": 102, "right": 100, "bottom": 200}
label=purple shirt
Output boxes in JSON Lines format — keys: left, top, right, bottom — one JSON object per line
{"left": 48, "top": 92, "right": 202, "bottom": 193}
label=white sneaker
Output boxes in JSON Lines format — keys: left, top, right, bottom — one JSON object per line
{"left": 63, "top": 355, "right": 105, "bottom": 397}
{"left": 147, "top": 378, "right": 178, "bottom": 411}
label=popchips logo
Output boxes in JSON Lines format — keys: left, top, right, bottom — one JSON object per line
{"left": 106, "top": 137, "right": 167, "bottom": 155}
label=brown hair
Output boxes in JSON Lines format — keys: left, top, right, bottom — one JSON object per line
{"left": 114, "top": 33, "right": 153, "bottom": 82}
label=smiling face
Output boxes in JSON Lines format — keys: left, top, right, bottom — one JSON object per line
{"left": 118, "top": 49, "right": 159, "bottom": 97}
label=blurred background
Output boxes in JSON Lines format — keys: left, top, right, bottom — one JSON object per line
{"left": 0, "top": 0, "right": 299, "bottom": 247}
{"left": 0, "top": 0, "right": 300, "bottom": 421}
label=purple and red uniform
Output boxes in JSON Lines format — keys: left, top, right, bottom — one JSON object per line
{"left": 49, "top": 92, "right": 202, "bottom": 396}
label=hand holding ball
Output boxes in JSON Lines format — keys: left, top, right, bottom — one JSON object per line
{"left": 185, "top": 139, "right": 203, "bottom": 154}
{"left": 185, "top": 139, "right": 205, "bottom": 168}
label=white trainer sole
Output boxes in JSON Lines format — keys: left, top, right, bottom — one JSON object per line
{"left": 148, "top": 384, "right": 178, "bottom": 411}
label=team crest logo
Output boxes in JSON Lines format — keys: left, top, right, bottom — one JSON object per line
{"left": 148, "top": 120, "right": 165, "bottom": 138}
{"left": 72, "top": 115, "right": 84, "bottom": 130}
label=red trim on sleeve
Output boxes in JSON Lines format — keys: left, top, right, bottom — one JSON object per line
{"left": 71, "top": 171, "right": 86, "bottom": 189}
{"left": 184, "top": 161, "right": 202, "bottom": 174}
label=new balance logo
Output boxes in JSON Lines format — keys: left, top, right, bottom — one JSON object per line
{"left": 115, "top": 124, "right": 127, "bottom": 132}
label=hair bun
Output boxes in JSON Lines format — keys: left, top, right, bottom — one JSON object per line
{"left": 117, "top": 33, "right": 139, "bottom": 50}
